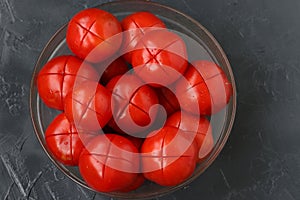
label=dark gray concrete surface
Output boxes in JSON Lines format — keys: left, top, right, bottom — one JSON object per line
{"left": 0, "top": 0, "right": 299, "bottom": 199}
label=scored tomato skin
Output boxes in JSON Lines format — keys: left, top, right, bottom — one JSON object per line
{"left": 176, "top": 60, "right": 233, "bottom": 115}
{"left": 79, "top": 134, "right": 139, "bottom": 192}
{"left": 165, "top": 111, "right": 214, "bottom": 161}
{"left": 131, "top": 30, "right": 188, "bottom": 86}
{"left": 106, "top": 74, "right": 158, "bottom": 135}
{"left": 37, "top": 55, "right": 99, "bottom": 110}
{"left": 66, "top": 8, "right": 122, "bottom": 63}
{"left": 45, "top": 113, "right": 88, "bottom": 166}
{"left": 64, "top": 81, "right": 112, "bottom": 131}
{"left": 40, "top": 9, "right": 234, "bottom": 192}
{"left": 121, "top": 11, "right": 166, "bottom": 63}
{"left": 141, "top": 126, "right": 197, "bottom": 186}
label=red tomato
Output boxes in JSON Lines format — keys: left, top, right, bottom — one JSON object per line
{"left": 107, "top": 117, "right": 127, "bottom": 135}
{"left": 119, "top": 174, "right": 145, "bottom": 192}
{"left": 165, "top": 111, "right": 214, "bottom": 161}
{"left": 106, "top": 74, "right": 158, "bottom": 135}
{"left": 118, "top": 136, "right": 145, "bottom": 192}
{"left": 176, "top": 60, "right": 233, "bottom": 115}
{"left": 197, "top": 129, "right": 214, "bottom": 162}
{"left": 79, "top": 134, "right": 139, "bottom": 192}
{"left": 66, "top": 8, "right": 122, "bottom": 63}
{"left": 37, "top": 55, "right": 99, "bottom": 110}
{"left": 131, "top": 30, "right": 188, "bottom": 86}
{"left": 45, "top": 113, "right": 89, "bottom": 166}
{"left": 121, "top": 11, "right": 166, "bottom": 63}
{"left": 123, "top": 135, "right": 144, "bottom": 150}
{"left": 64, "top": 81, "right": 112, "bottom": 131}
{"left": 97, "top": 57, "right": 129, "bottom": 85}
{"left": 141, "top": 127, "right": 197, "bottom": 186}
{"left": 155, "top": 86, "right": 180, "bottom": 116}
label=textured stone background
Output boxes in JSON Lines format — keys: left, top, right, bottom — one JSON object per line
{"left": 0, "top": 0, "right": 299, "bottom": 199}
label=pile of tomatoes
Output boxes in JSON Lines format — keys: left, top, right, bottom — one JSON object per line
{"left": 37, "top": 8, "right": 233, "bottom": 193}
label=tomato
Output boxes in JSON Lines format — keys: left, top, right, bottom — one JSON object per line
{"left": 107, "top": 116, "right": 127, "bottom": 135}
{"left": 64, "top": 81, "right": 112, "bottom": 131}
{"left": 141, "top": 126, "right": 197, "bottom": 186}
{"left": 155, "top": 86, "right": 179, "bottom": 116}
{"left": 123, "top": 135, "right": 144, "bottom": 150}
{"left": 176, "top": 60, "right": 233, "bottom": 115}
{"left": 97, "top": 57, "right": 129, "bottom": 85}
{"left": 79, "top": 134, "right": 139, "bottom": 192}
{"left": 118, "top": 135, "right": 145, "bottom": 192}
{"left": 45, "top": 113, "right": 91, "bottom": 166}
{"left": 37, "top": 55, "right": 99, "bottom": 110}
{"left": 165, "top": 111, "right": 214, "bottom": 161}
{"left": 40, "top": 9, "right": 232, "bottom": 191}
{"left": 131, "top": 30, "right": 188, "bottom": 86}
{"left": 121, "top": 11, "right": 166, "bottom": 63}
{"left": 197, "top": 129, "right": 214, "bottom": 162}
{"left": 106, "top": 74, "right": 158, "bottom": 135}
{"left": 119, "top": 174, "right": 145, "bottom": 192}
{"left": 66, "top": 8, "right": 122, "bottom": 63}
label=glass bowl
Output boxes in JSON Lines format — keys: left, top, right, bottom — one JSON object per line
{"left": 30, "top": 0, "right": 237, "bottom": 199}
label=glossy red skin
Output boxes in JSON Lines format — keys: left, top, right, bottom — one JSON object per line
{"left": 121, "top": 11, "right": 166, "bottom": 63}
{"left": 64, "top": 81, "right": 112, "bottom": 131}
{"left": 45, "top": 113, "right": 87, "bottom": 166}
{"left": 165, "top": 111, "right": 214, "bottom": 161}
{"left": 132, "top": 30, "right": 188, "bottom": 86}
{"left": 141, "top": 127, "right": 197, "bottom": 186}
{"left": 106, "top": 75, "right": 158, "bottom": 135}
{"left": 155, "top": 87, "right": 180, "bottom": 116}
{"left": 123, "top": 135, "right": 144, "bottom": 150}
{"left": 176, "top": 60, "right": 233, "bottom": 115}
{"left": 107, "top": 117, "right": 127, "bottom": 134}
{"left": 98, "top": 57, "right": 129, "bottom": 85}
{"left": 66, "top": 8, "right": 122, "bottom": 63}
{"left": 37, "top": 55, "right": 99, "bottom": 110}
{"left": 196, "top": 129, "right": 214, "bottom": 162}
{"left": 120, "top": 135, "right": 145, "bottom": 192}
{"left": 119, "top": 173, "right": 145, "bottom": 192}
{"left": 119, "top": 135, "right": 144, "bottom": 192}
{"left": 79, "top": 134, "right": 139, "bottom": 192}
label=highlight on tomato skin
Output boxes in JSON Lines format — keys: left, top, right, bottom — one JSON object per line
{"left": 106, "top": 74, "right": 159, "bottom": 135}
{"left": 175, "top": 60, "right": 233, "bottom": 116}
{"left": 64, "top": 81, "right": 112, "bottom": 132}
{"left": 45, "top": 113, "right": 89, "bottom": 166}
{"left": 131, "top": 29, "right": 189, "bottom": 87}
{"left": 121, "top": 11, "right": 166, "bottom": 64}
{"left": 141, "top": 126, "right": 198, "bottom": 186}
{"left": 66, "top": 8, "right": 123, "bottom": 63}
{"left": 37, "top": 55, "right": 99, "bottom": 110}
{"left": 78, "top": 134, "right": 140, "bottom": 192}
{"left": 165, "top": 111, "right": 214, "bottom": 162}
